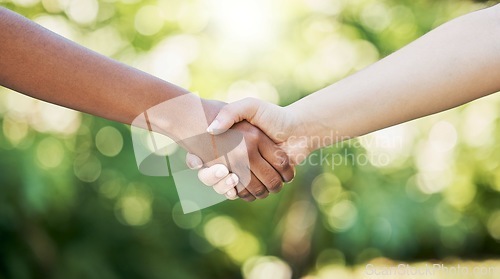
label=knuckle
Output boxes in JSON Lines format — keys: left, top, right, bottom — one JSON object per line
{"left": 251, "top": 165, "right": 283, "bottom": 193}
{"left": 267, "top": 178, "right": 283, "bottom": 193}
{"left": 214, "top": 186, "right": 226, "bottom": 195}
{"left": 219, "top": 105, "right": 232, "bottom": 116}
{"left": 197, "top": 170, "right": 211, "bottom": 186}
{"left": 275, "top": 156, "right": 291, "bottom": 172}
{"left": 243, "top": 97, "right": 258, "bottom": 104}
{"left": 245, "top": 129, "right": 261, "bottom": 143}
{"left": 242, "top": 196, "right": 255, "bottom": 202}
{"left": 253, "top": 187, "right": 268, "bottom": 198}
{"left": 237, "top": 190, "right": 254, "bottom": 200}
{"left": 271, "top": 153, "right": 295, "bottom": 182}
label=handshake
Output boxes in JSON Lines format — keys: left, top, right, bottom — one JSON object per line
{"left": 2, "top": 5, "right": 499, "bottom": 209}
{"left": 181, "top": 97, "right": 310, "bottom": 202}
{"left": 133, "top": 95, "right": 316, "bottom": 204}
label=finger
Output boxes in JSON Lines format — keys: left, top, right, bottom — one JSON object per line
{"left": 243, "top": 171, "right": 270, "bottom": 200}
{"left": 225, "top": 189, "right": 239, "bottom": 200}
{"left": 207, "top": 98, "right": 262, "bottom": 135}
{"left": 235, "top": 181, "right": 256, "bottom": 202}
{"left": 249, "top": 156, "right": 282, "bottom": 196}
{"left": 197, "top": 164, "right": 229, "bottom": 186}
{"left": 258, "top": 139, "right": 295, "bottom": 184}
{"left": 186, "top": 153, "right": 204, "bottom": 170}
{"left": 212, "top": 173, "right": 239, "bottom": 195}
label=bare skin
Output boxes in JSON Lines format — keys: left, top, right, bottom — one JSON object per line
{"left": 190, "top": 4, "right": 500, "bottom": 197}
{"left": 0, "top": 8, "right": 294, "bottom": 200}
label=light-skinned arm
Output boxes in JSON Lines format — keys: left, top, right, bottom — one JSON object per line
{"left": 188, "top": 4, "right": 500, "bottom": 195}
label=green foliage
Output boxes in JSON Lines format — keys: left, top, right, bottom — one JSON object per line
{"left": 1, "top": 0, "right": 500, "bottom": 278}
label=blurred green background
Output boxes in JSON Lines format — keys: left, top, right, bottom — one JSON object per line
{"left": 1, "top": 0, "right": 500, "bottom": 278}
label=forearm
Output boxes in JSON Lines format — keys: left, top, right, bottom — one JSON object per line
{"left": 0, "top": 8, "right": 208, "bottom": 138}
{"left": 290, "top": 5, "right": 500, "bottom": 150}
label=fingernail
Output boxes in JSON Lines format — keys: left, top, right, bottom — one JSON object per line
{"left": 215, "top": 166, "right": 229, "bottom": 178}
{"left": 207, "top": 119, "right": 220, "bottom": 134}
{"left": 188, "top": 156, "right": 203, "bottom": 169}
{"left": 226, "top": 174, "right": 238, "bottom": 186}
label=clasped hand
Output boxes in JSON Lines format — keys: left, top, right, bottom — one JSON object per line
{"left": 186, "top": 98, "right": 312, "bottom": 201}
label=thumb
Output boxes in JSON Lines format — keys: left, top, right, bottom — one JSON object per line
{"left": 207, "top": 98, "right": 262, "bottom": 135}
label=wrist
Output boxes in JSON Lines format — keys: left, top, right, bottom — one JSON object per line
{"left": 278, "top": 104, "right": 312, "bottom": 164}
{"left": 146, "top": 95, "right": 224, "bottom": 141}
{"left": 284, "top": 102, "right": 317, "bottom": 147}
{"left": 284, "top": 100, "right": 341, "bottom": 158}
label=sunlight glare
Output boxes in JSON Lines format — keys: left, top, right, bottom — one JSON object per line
{"left": 210, "top": 0, "right": 277, "bottom": 48}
